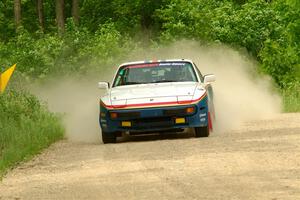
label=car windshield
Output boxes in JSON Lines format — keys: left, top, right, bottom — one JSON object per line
{"left": 113, "top": 62, "right": 197, "bottom": 87}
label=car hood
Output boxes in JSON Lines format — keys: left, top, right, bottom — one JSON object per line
{"left": 109, "top": 82, "right": 200, "bottom": 107}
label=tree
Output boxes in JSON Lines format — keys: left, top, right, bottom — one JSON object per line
{"left": 14, "top": 0, "right": 21, "bottom": 30}
{"left": 55, "top": 0, "right": 64, "bottom": 34}
{"left": 72, "top": 0, "right": 79, "bottom": 25}
{"left": 36, "top": 0, "right": 44, "bottom": 32}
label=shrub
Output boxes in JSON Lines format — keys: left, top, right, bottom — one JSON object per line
{"left": 0, "top": 90, "right": 64, "bottom": 177}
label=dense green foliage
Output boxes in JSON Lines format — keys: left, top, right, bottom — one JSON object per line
{"left": 0, "top": 91, "right": 64, "bottom": 177}
{"left": 0, "top": 0, "right": 298, "bottom": 89}
{"left": 0, "top": 22, "right": 135, "bottom": 79}
{"left": 155, "top": 0, "right": 299, "bottom": 88}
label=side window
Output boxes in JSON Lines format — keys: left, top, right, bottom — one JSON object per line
{"left": 193, "top": 63, "right": 204, "bottom": 82}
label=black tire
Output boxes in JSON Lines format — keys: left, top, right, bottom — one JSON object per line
{"left": 102, "top": 131, "right": 116, "bottom": 144}
{"left": 195, "top": 126, "right": 209, "bottom": 137}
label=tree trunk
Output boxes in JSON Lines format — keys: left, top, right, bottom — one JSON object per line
{"left": 14, "top": 0, "right": 21, "bottom": 30}
{"left": 36, "top": 0, "right": 44, "bottom": 32}
{"left": 55, "top": 0, "right": 65, "bottom": 34}
{"left": 72, "top": 0, "right": 79, "bottom": 25}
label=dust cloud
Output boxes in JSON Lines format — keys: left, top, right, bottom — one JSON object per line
{"left": 142, "top": 41, "right": 282, "bottom": 132}
{"left": 32, "top": 40, "right": 281, "bottom": 143}
{"left": 31, "top": 78, "right": 105, "bottom": 143}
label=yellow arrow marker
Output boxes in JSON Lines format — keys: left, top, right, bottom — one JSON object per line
{"left": 0, "top": 64, "right": 16, "bottom": 93}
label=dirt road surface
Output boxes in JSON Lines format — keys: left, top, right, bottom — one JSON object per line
{"left": 0, "top": 113, "right": 299, "bottom": 200}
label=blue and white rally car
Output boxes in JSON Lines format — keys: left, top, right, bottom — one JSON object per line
{"left": 98, "top": 59, "right": 216, "bottom": 143}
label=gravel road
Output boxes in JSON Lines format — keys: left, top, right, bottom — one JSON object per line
{"left": 0, "top": 113, "right": 299, "bottom": 200}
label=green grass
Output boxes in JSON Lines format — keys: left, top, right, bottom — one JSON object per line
{"left": 282, "top": 87, "right": 300, "bottom": 112}
{"left": 0, "top": 90, "right": 64, "bottom": 178}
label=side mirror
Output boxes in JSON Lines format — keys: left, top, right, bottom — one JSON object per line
{"left": 98, "top": 82, "right": 109, "bottom": 90}
{"left": 203, "top": 74, "right": 216, "bottom": 84}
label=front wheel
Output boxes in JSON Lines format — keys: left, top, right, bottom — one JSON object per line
{"left": 102, "top": 131, "right": 116, "bottom": 144}
{"left": 195, "top": 126, "right": 209, "bottom": 137}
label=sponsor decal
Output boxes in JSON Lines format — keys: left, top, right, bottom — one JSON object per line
{"left": 125, "top": 62, "right": 188, "bottom": 69}
{"left": 199, "top": 113, "right": 207, "bottom": 117}
{"left": 159, "top": 63, "right": 186, "bottom": 66}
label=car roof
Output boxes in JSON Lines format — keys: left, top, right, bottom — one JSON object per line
{"left": 119, "top": 59, "right": 194, "bottom": 68}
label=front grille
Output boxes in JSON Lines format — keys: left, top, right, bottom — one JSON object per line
{"left": 131, "top": 117, "right": 174, "bottom": 129}
{"left": 111, "top": 111, "right": 140, "bottom": 119}
{"left": 163, "top": 108, "right": 187, "bottom": 116}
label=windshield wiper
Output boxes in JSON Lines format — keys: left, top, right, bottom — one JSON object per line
{"left": 124, "top": 82, "right": 140, "bottom": 85}
{"left": 124, "top": 80, "right": 176, "bottom": 85}
{"left": 152, "top": 80, "right": 177, "bottom": 83}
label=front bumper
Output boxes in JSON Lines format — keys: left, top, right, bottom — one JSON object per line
{"left": 100, "top": 96, "right": 209, "bottom": 134}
